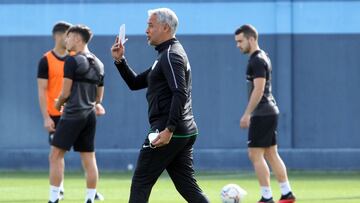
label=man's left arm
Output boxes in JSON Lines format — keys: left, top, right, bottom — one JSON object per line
{"left": 152, "top": 53, "right": 187, "bottom": 147}
{"left": 240, "top": 59, "right": 267, "bottom": 128}
{"left": 95, "top": 85, "right": 105, "bottom": 116}
{"left": 55, "top": 57, "right": 76, "bottom": 111}
{"left": 240, "top": 78, "right": 265, "bottom": 128}
{"left": 55, "top": 78, "right": 72, "bottom": 111}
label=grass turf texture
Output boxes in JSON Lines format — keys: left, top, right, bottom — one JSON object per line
{"left": 0, "top": 171, "right": 359, "bottom": 203}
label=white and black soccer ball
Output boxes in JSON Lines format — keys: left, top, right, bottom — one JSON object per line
{"left": 220, "top": 183, "right": 247, "bottom": 203}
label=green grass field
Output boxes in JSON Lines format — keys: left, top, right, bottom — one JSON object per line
{"left": 0, "top": 171, "right": 359, "bottom": 203}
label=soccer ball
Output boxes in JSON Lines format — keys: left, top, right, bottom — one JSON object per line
{"left": 220, "top": 183, "right": 247, "bottom": 203}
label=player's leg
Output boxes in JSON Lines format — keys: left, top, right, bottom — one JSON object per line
{"left": 49, "top": 117, "right": 78, "bottom": 203}
{"left": 49, "top": 116, "right": 65, "bottom": 199}
{"left": 48, "top": 146, "right": 66, "bottom": 203}
{"left": 248, "top": 147, "right": 274, "bottom": 203}
{"left": 80, "top": 152, "right": 98, "bottom": 203}
{"left": 248, "top": 116, "right": 276, "bottom": 203}
{"left": 166, "top": 137, "right": 209, "bottom": 203}
{"left": 73, "top": 112, "right": 100, "bottom": 203}
{"left": 265, "top": 146, "right": 295, "bottom": 202}
{"left": 248, "top": 148, "right": 270, "bottom": 186}
{"left": 263, "top": 115, "right": 295, "bottom": 202}
{"left": 264, "top": 146, "right": 287, "bottom": 182}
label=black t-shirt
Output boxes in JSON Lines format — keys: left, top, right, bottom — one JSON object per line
{"left": 62, "top": 53, "right": 104, "bottom": 119}
{"left": 246, "top": 50, "right": 279, "bottom": 116}
{"left": 64, "top": 56, "right": 104, "bottom": 86}
{"left": 37, "top": 57, "right": 49, "bottom": 79}
{"left": 63, "top": 56, "right": 77, "bottom": 79}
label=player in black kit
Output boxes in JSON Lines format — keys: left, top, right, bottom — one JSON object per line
{"left": 49, "top": 25, "right": 104, "bottom": 203}
{"left": 234, "top": 24, "right": 296, "bottom": 203}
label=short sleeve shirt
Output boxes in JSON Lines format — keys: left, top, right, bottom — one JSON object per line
{"left": 246, "top": 50, "right": 279, "bottom": 116}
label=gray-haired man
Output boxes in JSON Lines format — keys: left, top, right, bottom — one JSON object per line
{"left": 111, "top": 8, "right": 209, "bottom": 203}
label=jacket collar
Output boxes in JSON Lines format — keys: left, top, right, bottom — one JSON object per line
{"left": 155, "top": 38, "right": 177, "bottom": 53}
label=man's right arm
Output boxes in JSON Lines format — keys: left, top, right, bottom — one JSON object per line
{"left": 37, "top": 57, "right": 55, "bottom": 132}
{"left": 240, "top": 58, "right": 267, "bottom": 129}
{"left": 115, "top": 59, "right": 150, "bottom": 90}
{"left": 37, "top": 79, "right": 51, "bottom": 118}
{"left": 111, "top": 37, "right": 149, "bottom": 90}
{"left": 95, "top": 86, "right": 106, "bottom": 116}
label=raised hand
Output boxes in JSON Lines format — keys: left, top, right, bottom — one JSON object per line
{"left": 111, "top": 36, "right": 127, "bottom": 61}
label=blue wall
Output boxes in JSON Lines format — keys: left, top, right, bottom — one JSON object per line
{"left": 0, "top": 1, "right": 359, "bottom": 170}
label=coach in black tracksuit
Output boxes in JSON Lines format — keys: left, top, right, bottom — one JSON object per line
{"left": 111, "top": 8, "right": 209, "bottom": 203}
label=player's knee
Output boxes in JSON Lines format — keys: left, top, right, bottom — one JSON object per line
{"left": 264, "top": 150, "right": 279, "bottom": 162}
{"left": 48, "top": 153, "right": 53, "bottom": 163}
{"left": 248, "top": 151, "right": 258, "bottom": 162}
{"left": 49, "top": 148, "right": 64, "bottom": 163}
{"left": 49, "top": 154, "right": 59, "bottom": 164}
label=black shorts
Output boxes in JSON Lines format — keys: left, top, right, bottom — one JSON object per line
{"left": 248, "top": 114, "right": 278, "bottom": 148}
{"left": 49, "top": 116, "right": 61, "bottom": 144}
{"left": 52, "top": 112, "right": 96, "bottom": 152}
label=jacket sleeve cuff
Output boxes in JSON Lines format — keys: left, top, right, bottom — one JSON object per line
{"left": 114, "top": 57, "right": 126, "bottom": 65}
{"left": 166, "top": 125, "right": 176, "bottom": 133}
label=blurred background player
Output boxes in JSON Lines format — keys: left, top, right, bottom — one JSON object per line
{"left": 37, "top": 21, "right": 72, "bottom": 199}
{"left": 37, "top": 21, "right": 104, "bottom": 202}
{"left": 49, "top": 24, "right": 105, "bottom": 203}
{"left": 234, "top": 24, "right": 296, "bottom": 203}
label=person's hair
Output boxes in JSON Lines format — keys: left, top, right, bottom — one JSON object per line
{"left": 148, "top": 8, "right": 178, "bottom": 35}
{"left": 67, "top": 24, "right": 93, "bottom": 43}
{"left": 52, "top": 21, "right": 72, "bottom": 35}
{"left": 234, "top": 24, "right": 258, "bottom": 40}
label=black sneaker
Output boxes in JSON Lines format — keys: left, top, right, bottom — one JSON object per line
{"left": 59, "top": 191, "right": 64, "bottom": 200}
{"left": 95, "top": 192, "right": 104, "bottom": 201}
{"left": 48, "top": 199, "right": 59, "bottom": 203}
{"left": 86, "top": 199, "right": 92, "bottom": 203}
{"left": 258, "top": 197, "right": 275, "bottom": 203}
{"left": 279, "top": 192, "right": 296, "bottom": 203}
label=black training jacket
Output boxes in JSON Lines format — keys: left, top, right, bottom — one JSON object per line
{"left": 115, "top": 38, "right": 197, "bottom": 135}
